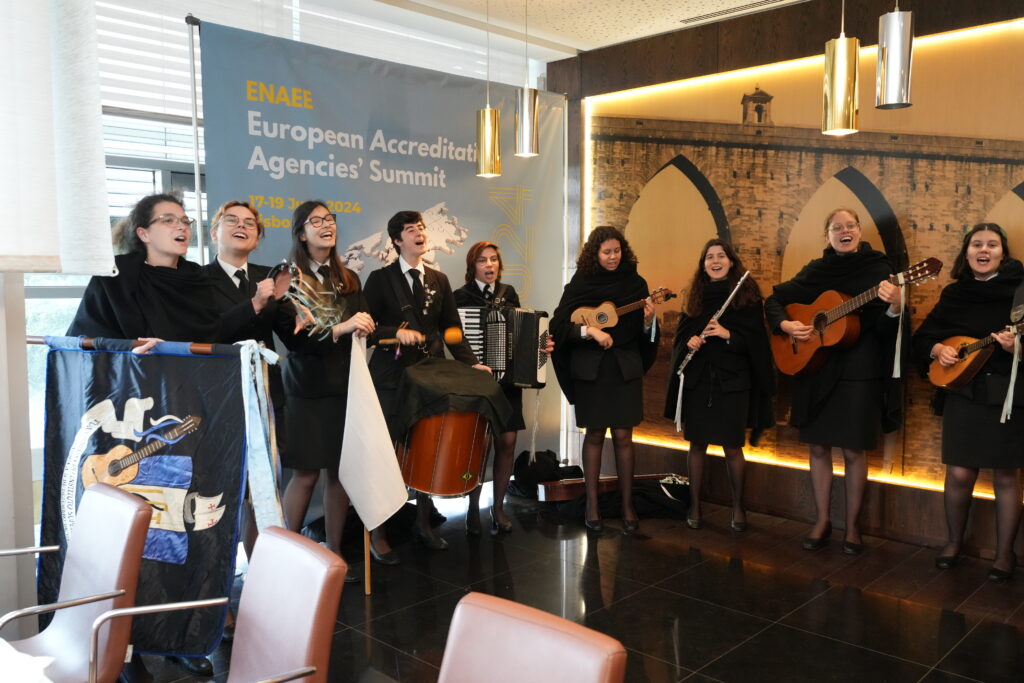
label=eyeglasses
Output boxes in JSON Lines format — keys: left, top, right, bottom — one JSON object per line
{"left": 828, "top": 222, "right": 859, "bottom": 233}
{"left": 305, "top": 214, "right": 337, "bottom": 228}
{"left": 149, "top": 214, "right": 196, "bottom": 228}
{"left": 220, "top": 215, "right": 259, "bottom": 229}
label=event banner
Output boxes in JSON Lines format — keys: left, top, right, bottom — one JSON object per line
{"left": 39, "top": 339, "right": 248, "bottom": 656}
{"left": 200, "top": 22, "right": 567, "bottom": 451}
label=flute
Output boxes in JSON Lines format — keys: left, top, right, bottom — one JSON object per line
{"left": 676, "top": 270, "right": 750, "bottom": 376}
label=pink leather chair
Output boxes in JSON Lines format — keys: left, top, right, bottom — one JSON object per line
{"left": 438, "top": 592, "right": 627, "bottom": 683}
{"left": 0, "top": 483, "right": 152, "bottom": 683}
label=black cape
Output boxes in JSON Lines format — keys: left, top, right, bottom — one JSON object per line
{"left": 765, "top": 243, "right": 902, "bottom": 431}
{"left": 549, "top": 262, "right": 657, "bottom": 404}
{"left": 663, "top": 280, "right": 776, "bottom": 445}
{"left": 911, "top": 260, "right": 1024, "bottom": 412}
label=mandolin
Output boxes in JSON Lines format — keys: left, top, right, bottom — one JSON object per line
{"left": 771, "top": 257, "right": 942, "bottom": 376}
{"left": 570, "top": 287, "right": 677, "bottom": 331}
{"left": 928, "top": 323, "right": 1024, "bottom": 390}
{"left": 81, "top": 415, "right": 203, "bottom": 488}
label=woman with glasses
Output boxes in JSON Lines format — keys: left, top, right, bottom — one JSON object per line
{"left": 68, "top": 193, "right": 278, "bottom": 345}
{"left": 912, "top": 223, "right": 1023, "bottom": 582}
{"left": 275, "top": 200, "right": 374, "bottom": 579}
{"left": 765, "top": 208, "right": 902, "bottom": 555}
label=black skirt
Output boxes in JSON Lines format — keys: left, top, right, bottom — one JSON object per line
{"left": 942, "top": 391, "right": 1024, "bottom": 468}
{"left": 573, "top": 353, "right": 643, "bottom": 430}
{"left": 502, "top": 385, "right": 526, "bottom": 432}
{"left": 798, "top": 379, "right": 882, "bottom": 451}
{"left": 682, "top": 381, "right": 749, "bottom": 448}
{"left": 283, "top": 395, "right": 347, "bottom": 470}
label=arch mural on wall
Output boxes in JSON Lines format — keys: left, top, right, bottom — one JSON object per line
{"left": 986, "top": 181, "right": 1024, "bottom": 246}
{"left": 626, "top": 154, "right": 730, "bottom": 308}
{"left": 782, "top": 166, "right": 908, "bottom": 282}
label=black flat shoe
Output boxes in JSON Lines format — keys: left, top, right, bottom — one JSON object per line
{"left": 934, "top": 554, "right": 960, "bottom": 570}
{"left": 622, "top": 518, "right": 639, "bottom": 534}
{"left": 988, "top": 556, "right": 1017, "bottom": 583}
{"left": 466, "top": 516, "right": 482, "bottom": 537}
{"left": 369, "top": 540, "right": 401, "bottom": 566}
{"left": 686, "top": 516, "right": 702, "bottom": 530}
{"left": 168, "top": 655, "right": 213, "bottom": 676}
{"left": 584, "top": 518, "right": 603, "bottom": 532}
{"left": 731, "top": 520, "right": 747, "bottom": 532}
{"left": 413, "top": 527, "right": 449, "bottom": 551}
{"left": 490, "top": 515, "right": 513, "bottom": 536}
{"left": 801, "top": 522, "right": 832, "bottom": 551}
{"left": 842, "top": 540, "right": 864, "bottom": 556}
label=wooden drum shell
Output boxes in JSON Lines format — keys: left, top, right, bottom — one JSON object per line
{"left": 396, "top": 411, "right": 491, "bottom": 496}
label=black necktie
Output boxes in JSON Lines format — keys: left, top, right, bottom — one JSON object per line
{"left": 235, "top": 269, "right": 249, "bottom": 294}
{"left": 482, "top": 284, "right": 493, "bottom": 301}
{"left": 409, "top": 268, "right": 425, "bottom": 309}
{"left": 317, "top": 265, "right": 331, "bottom": 285}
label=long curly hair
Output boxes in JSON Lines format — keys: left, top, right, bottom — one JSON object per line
{"left": 111, "top": 192, "right": 185, "bottom": 255}
{"left": 950, "top": 222, "right": 1013, "bottom": 281}
{"left": 685, "top": 239, "right": 762, "bottom": 316}
{"left": 576, "top": 225, "right": 637, "bottom": 275}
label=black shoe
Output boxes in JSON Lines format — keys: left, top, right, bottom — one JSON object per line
{"left": 168, "top": 655, "right": 213, "bottom": 677}
{"left": 988, "top": 556, "right": 1017, "bottom": 583}
{"left": 413, "top": 526, "right": 449, "bottom": 551}
{"left": 584, "top": 518, "right": 603, "bottom": 532}
{"left": 368, "top": 540, "right": 401, "bottom": 566}
{"left": 686, "top": 516, "right": 702, "bottom": 530}
{"left": 622, "top": 518, "right": 639, "bottom": 534}
{"left": 842, "top": 540, "right": 864, "bottom": 556}
{"left": 490, "top": 509, "right": 513, "bottom": 536}
{"left": 466, "top": 515, "right": 482, "bottom": 537}
{"left": 801, "top": 522, "right": 832, "bottom": 551}
{"left": 730, "top": 520, "right": 747, "bottom": 533}
{"left": 934, "top": 553, "right": 960, "bottom": 570}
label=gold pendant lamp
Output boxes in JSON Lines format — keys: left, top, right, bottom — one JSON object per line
{"left": 515, "top": 0, "right": 539, "bottom": 157}
{"left": 476, "top": 0, "right": 501, "bottom": 177}
{"left": 822, "top": 0, "right": 859, "bottom": 136}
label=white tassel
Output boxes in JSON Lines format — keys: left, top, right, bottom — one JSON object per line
{"left": 649, "top": 311, "right": 657, "bottom": 342}
{"left": 674, "top": 369, "right": 685, "bottom": 432}
{"left": 892, "top": 283, "right": 906, "bottom": 379}
{"left": 1001, "top": 333, "right": 1020, "bottom": 423}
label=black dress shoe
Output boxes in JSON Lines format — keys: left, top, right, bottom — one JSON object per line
{"left": 934, "top": 553, "right": 960, "bottom": 570}
{"left": 842, "top": 540, "right": 864, "bottom": 556}
{"left": 584, "top": 518, "right": 603, "bottom": 532}
{"left": 801, "top": 522, "right": 832, "bottom": 551}
{"left": 369, "top": 540, "right": 401, "bottom": 566}
{"left": 169, "top": 655, "right": 213, "bottom": 676}
{"left": 730, "top": 520, "right": 747, "bottom": 532}
{"left": 490, "top": 510, "right": 513, "bottom": 536}
{"left": 413, "top": 527, "right": 449, "bottom": 550}
{"left": 466, "top": 516, "right": 482, "bottom": 537}
{"left": 622, "top": 518, "right": 639, "bottom": 534}
{"left": 988, "top": 556, "right": 1017, "bottom": 583}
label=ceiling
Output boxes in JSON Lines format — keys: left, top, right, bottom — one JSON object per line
{"left": 375, "top": 0, "right": 809, "bottom": 54}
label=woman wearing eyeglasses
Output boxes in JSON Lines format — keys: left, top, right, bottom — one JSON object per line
{"left": 68, "top": 193, "right": 277, "bottom": 346}
{"left": 275, "top": 200, "right": 374, "bottom": 578}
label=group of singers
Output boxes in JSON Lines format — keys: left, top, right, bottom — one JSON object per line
{"left": 68, "top": 198, "right": 1021, "bottom": 652}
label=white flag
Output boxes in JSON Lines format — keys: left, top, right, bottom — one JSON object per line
{"left": 339, "top": 338, "right": 408, "bottom": 530}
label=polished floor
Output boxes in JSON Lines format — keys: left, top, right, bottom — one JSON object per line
{"left": 142, "top": 489, "right": 1024, "bottom": 682}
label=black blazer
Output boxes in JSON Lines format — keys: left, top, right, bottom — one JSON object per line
{"left": 199, "top": 261, "right": 279, "bottom": 349}
{"left": 365, "top": 260, "right": 477, "bottom": 389}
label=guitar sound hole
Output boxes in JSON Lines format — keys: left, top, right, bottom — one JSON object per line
{"left": 812, "top": 312, "right": 828, "bottom": 334}
{"left": 596, "top": 313, "right": 608, "bottom": 324}
{"left": 108, "top": 462, "right": 122, "bottom": 476}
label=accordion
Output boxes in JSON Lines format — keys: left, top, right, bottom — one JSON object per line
{"left": 458, "top": 307, "right": 549, "bottom": 388}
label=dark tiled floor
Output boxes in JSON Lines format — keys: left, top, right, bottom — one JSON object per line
{"left": 142, "top": 489, "right": 1024, "bottom": 682}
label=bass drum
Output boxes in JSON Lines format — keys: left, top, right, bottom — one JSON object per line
{"left": 396, "top": 411, "right": 491, "bottom": 497}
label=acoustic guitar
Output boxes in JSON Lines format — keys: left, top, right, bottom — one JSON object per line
{"left": 771, "top": 257, "right": 942, "bottom": 376}
{"left": 570, "top": 288, "right": 677, "bottom": 330}
{"left": 81, "top": 415, "right": 203, "bottom": 488}
{"left": 928, "top": 322, "right": 1024, "bottom": 390}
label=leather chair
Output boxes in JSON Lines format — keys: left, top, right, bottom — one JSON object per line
{"left": 437, "top": 592, "right": 627, "bottom": 683}
{"left": 92, "top": 526, "right": 347, "bottom": 682}
{"left": 0, "top": 482, "right": 152, "bottom": 683}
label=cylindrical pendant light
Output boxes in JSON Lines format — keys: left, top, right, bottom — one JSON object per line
{"left": 515, "top": 86, "right": 539, "bottom": 157}
{"left": 875, "top": 7, "right": 913, "bottom": 109}
{"left": 476, "top": 0, "right": 501, "bottom": 177}
{"left": 822, "top": 1, "right": 859, "bottom": 136}
{"left": 477, "top": 107, "right": 501, "bottom": 177}
{"left": 515, "top": 0, "right": 539, "bottom": 157}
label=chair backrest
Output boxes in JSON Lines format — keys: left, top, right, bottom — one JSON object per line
{"left": 19, "top": 483, "right": 152, "bottom": 682}
{"left": 227, "top": 526, "right": 347, "bottom": 683}
{"left": 438, "top": 593, "right": 627, "bottom": 683}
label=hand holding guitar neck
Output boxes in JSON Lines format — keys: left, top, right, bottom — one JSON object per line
{"left": 929, "top": 322, "right": 1024, "bottom": 389}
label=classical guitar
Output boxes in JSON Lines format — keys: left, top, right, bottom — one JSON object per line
{"left": 570, "top": 287, "right": 677, "bottom": 330}
{"left": 771, "top": 257, "right": 942, "bottom": 377}
{"left": 81, "top": 415, "right": 203, "bottom": 488}
{"left": 928, "top": 322, "right": 1024, "bottom": 390}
